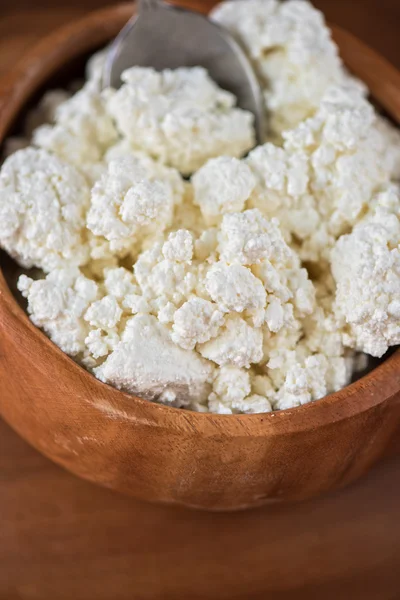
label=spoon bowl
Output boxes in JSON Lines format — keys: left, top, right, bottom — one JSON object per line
{"left": 103, "top": 0, "right": 265, "bottom": 142}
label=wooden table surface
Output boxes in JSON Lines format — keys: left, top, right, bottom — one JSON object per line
{"left": 1, "top": 1, "right": 400, "bottom": 599}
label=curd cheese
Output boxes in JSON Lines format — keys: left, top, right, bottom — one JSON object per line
{"left": 212, "top": 0, "right": 365, "bottom": 137}
{"left": 0, "top": 148, "right": 90, "bottom": 272}
{"left": 1, "top": 0, "right": 399, "bottom": 415}
{"left": 106, "top": 66, "right": 255, "bottom": 174}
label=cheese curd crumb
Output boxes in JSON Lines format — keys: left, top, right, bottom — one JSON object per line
{"left": 134, "top": 238, "right": 198, "bottom": 315}
{"left": 87, "top": 156, "right": 184, "bottom": 254}
{"left": 199, "top": 315, "right": 263, "bottom": 368}
{"left": 18, "top": 268, "right": 98, "bottom": 356}
{"left": 172, "top": 298, "right": 225, "bottom": 350}
{"left": 205, "top": 262, "right": 267, "bottom": 313}
{"left": 106, "top": 66, "right": 255, "bottom": 174}
{"left": 332, "top": 185, "right": 400, "bottom": 357}
{"left": 274, "top": 354, "right": 329, "bottom": 410}
{"left": 33, "top": 84, "right": 118, "bottom": 180}
{"left": 0, "top": 148, "right": 90, "bottom": 272}
{"left": 162, "top": 230, "right": 194, "bottom": 263}
{"left": 217, "top": 209, "right": 315, "bottom": 324}
{"left": 218, "top": 208, "right": 291, "bottom": 266}
{"left": 281, "top": 84, "right": 394, "bottom": 261}
{"left": 208, "top": 367, "right": 273, "bottom": 414}
{"left": 212, "top": 0, "right": 365, "bottom": 136}
{"left": 95, "top": 314, "right": 214, "bottom": 407}
{"left": 192, "top": 156, "right": 257, "bottom": 224}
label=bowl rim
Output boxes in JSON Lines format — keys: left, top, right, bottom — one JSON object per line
{"left": 1, "top": 2, "right": 400, "bottom": 437}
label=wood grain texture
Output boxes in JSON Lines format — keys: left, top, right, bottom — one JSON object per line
{"left": 1, "top": 416, "right": 400, "bottom": 600}
{"left": 1, "top": 0, "right": 400, "bottom": 597}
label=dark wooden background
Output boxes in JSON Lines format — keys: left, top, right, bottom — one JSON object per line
{"left": 1, "top": 0, "right": 400, "bottom": 73}
{"left": 1, "top": 1, "right": 400, "bottom": 599}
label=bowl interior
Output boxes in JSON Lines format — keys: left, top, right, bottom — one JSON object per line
{"left": 0, "top": 34, "right": 397, "bottom": 410}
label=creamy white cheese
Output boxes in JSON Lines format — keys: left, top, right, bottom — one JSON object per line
{"left": 212, "top": 0, "right": 365, "bottom": 136}
{"left": 332, "top": 185, "right": 400, "bottom": 357}
{"left": 192, "top": 156, "right": 257, "bottom": 224}
{"left": 33, "top": 83, "right": 118, "bottom": 181}
{"left": 2, "top": 0, "right": 399, "bottom": 414}
{"left": 106, "top": 66, "right": 255, "bottom": 174}
{"left": 0, "top": 148, "right": 90, "bottom": 272}
{"left": 18, "top": 268, "right": 99, "bottom": 356}
{"left": 95, "top": 314, "right": 214, "bottom": 407}
{"left": 87, "top": 155, "right": 184, "bottom": 254}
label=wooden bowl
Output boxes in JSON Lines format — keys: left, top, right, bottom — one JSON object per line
{"left": 1, "top": 2, "right": 400, "bottom": 512}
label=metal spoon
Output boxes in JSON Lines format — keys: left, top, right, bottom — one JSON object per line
{"left": 103, "top": 0, "right": 265, "bottom": 143}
